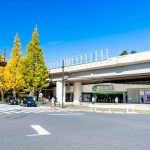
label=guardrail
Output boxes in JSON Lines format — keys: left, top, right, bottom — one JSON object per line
{"left": 46, "top": 49, "right": 108, "bottom": 69}
{"left": 89, "top": 104, "right": 135, "bottom": 113}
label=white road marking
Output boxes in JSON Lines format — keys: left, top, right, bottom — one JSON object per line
{"left": 48, "top": 113, "right": 83, "bottom": 116}
{"left": 34, "top": 110, "right": 48, "bottom": 113}
{"left": 14, "top": 110, "right": 27, "bottom": 113}
{"left": 24, "top": 109, "right": 38, "bottom": 113}
{"left": 3, "top": 111, "right": 12, "bottom": 114}
{"left": 27, "top": 125, "right": 51, "bottom": 137}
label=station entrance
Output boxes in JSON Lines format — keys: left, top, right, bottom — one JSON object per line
{"left": 82, "top": 92, "right": 124, "bottom": 103}
{"left": 95, "top": 92, "right": 124, "bottom": 103}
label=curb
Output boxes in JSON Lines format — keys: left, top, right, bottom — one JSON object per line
{"left": 63, "top": 108, "right": 150, "bottom": 114}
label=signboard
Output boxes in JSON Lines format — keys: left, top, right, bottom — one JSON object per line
{"left": 147, "top": 95, "right": 150, "bottom": 101}
{"left": 92, "top": 85, "right": 114, "bottom": 92}
{"left": 0, "top": 62, "right": 7, "bottom": 66}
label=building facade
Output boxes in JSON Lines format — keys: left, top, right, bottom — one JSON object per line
{"left": 50, "top": 83, "right": 150, "bottom": 104}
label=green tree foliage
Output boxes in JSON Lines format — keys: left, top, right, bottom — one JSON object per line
{"left": 5, "top": 34, "right": 25, "bottom": 97}
{"left": 119, "top": 50, "right": 128, "bottom": 56}
{"left": 130, "top": 50, "right": 137, "bottom": 54}
{"left": 23, "top": 26, "right": 49, "bottom": 96}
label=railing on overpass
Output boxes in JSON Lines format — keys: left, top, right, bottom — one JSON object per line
{"left": 46, "top": 49, "right": 108, "bottom": 69}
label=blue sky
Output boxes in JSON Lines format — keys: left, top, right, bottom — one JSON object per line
{"left": 0, "top": 0, "right": 150, "bottom": 61}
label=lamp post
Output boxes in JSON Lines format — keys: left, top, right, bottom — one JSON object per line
{"left": 45, "top": 69, "right": 51, "bottom": 102}
{"left": 62, "top": 59, "right": 65, "bottom": 108}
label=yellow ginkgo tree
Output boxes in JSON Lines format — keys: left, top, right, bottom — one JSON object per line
{"left": 0, "top": 66, "right": 9, "bottom": 101}
{"left": 22, "top": 26, "right": 49, "bottom": 96}
{"left": 0, "top": 52, "right": 3, "bottom": 61}
{"left": 5, "top": 34, "right": 25, "bottom": 97}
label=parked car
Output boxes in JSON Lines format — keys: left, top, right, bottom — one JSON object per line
{"left": 9, "top": 97, "right": 18, "bottom": 105}
{"left": 23, "top": 96, "right": 37, "bottom": 107}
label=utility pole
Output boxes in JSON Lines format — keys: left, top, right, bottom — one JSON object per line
{"left": 62, "top": 59, "right": 65, "bottom": 108}
{"left": 4, "top": 48, "right": 6, "bottom": 65}
{"left": 0, "top": 48, "right": 6, "bottom": 66}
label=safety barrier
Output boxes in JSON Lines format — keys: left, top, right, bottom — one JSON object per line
{"left": 89, "top": 104, "right": 135, "bottom": 113}
{"left": 46, "top": 49, "right": 108, "bottom": 69}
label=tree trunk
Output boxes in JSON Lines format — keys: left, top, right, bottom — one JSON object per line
{"left": 13, "top": 90, "right": 17, "bottom": 98}
{"left": 29, "top": 87, "right": 35, "bottom": 96}
{"left": 36, "top": 91, "right": 39, "bottom": 101}
{"left": 0, "top": 90, "right": 4, "bottom": 101}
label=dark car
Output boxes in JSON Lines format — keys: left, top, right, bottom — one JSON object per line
{"left": 23, "top": 96, "right": 37, "bottom": 107}
{"left": 9, "top": 97, "right": 18, "bottom": 105}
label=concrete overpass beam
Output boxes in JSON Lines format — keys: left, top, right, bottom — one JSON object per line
{"left": 73, "top": 82, "right": 82, "bottom": 104}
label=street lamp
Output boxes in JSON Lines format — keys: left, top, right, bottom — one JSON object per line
{"left": 62, "top": 59, "right": 65, "bottom": 108}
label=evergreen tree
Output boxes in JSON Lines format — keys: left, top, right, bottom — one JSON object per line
{"left": 130, "top": 50, "right": 137, "bottom": 54}
{"left": 24, "top": 26, "right": 49, "bottom": 96}
{"left": 119, "top": 50, "right": 128, "bottom": 56}
{"left": 5, "top": 34, "right": 25, "bottom": 97}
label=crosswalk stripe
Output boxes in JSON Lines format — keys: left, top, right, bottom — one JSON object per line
{"left": 13, "top": 110, "right": 26, "bottom": 113}
{"left": 34, "top": 110, "right": 48, "bottom": 113}
{"left": 0, "top": 104, "right": 65, "bottom": 115}
{"left": 3, "top": 111, "right": 12, "bottom": 114}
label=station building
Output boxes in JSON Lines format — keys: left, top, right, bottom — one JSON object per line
{"left": 45, "top": 50, "right": 150, "bottom": 104}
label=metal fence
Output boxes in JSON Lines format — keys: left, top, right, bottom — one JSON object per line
{"left": 46, "top": 49, "right": 108, "bottom": 69}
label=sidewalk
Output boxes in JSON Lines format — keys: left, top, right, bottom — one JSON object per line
{"left": 1, "top": 101, "right": 150, "bottom": 114}
{"left": 62, "top": 103, "right": 150, "bottom": 114}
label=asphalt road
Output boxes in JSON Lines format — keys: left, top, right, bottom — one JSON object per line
{"left": 0, "top": 105, "right": 150, "bottom": 150}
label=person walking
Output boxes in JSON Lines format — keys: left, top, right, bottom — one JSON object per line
{"left": 79, "top": 96, "right": 82, "bottom": 105}
{"left": 115, "top": 96, "right": 118, "bottom": 105}
{"left": 92, "top": 96, "right": 96, "bottom": 104}
{"left": 108, "top": 96, "right": 111, "bottom": 103}
{"left": 141, "top": 96, "right": 144, "bottom": 104}
{"left": 51, "top": 97, "right": 55, "bottom": 110}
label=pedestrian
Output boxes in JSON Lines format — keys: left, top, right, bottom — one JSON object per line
{"left": 79, "top": 96, "right": 82, "bottom": 105}
{"left": 92, "top": 96, "right": 96, "bottom": 104}
{"left": 33, "top": 95, "right": 36, "bottom": 101}
{"left": 48, "top": 95, "right": 51, "bottom": 101}
{"left": 34, "top": 95, "right": 39, "bottom": 107}
{"left": 141, "top": 96, "right": 144, "bottom": 104}
{"left": 54, "top": 96, "right": 57, "bottom": 103}
{"left": 54, "top": 96, "right": 57, "bottom": 107}
{"left": 51, "top": 97, "right": 55, "bottom": 109}
{"left": 108, "top": 96, "right": 111, "bottom": 103}
{"left": 115, "top": 96, "right": 118, "bottom": 105}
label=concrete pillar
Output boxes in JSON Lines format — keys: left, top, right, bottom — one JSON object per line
{"left": 127, "top": 89, "right": 139, "bottom": 103}
{"left": 73, "top": 82, "right": 82, "bottom": 104}
{"left": 56, "top": 81, "right": 66, "bottom": 104}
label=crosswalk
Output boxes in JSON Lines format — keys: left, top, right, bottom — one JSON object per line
{"left": 0, "top": 104, "right": 62, "bottom": 115}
